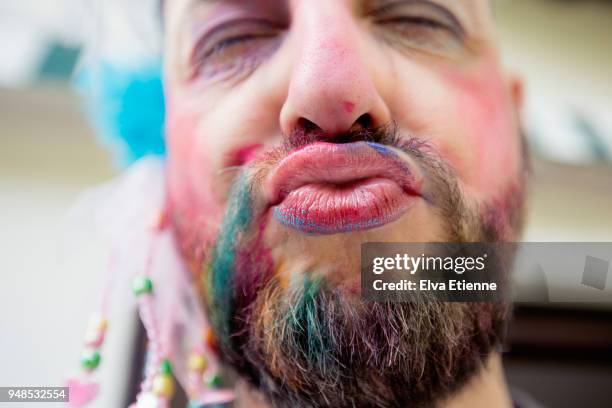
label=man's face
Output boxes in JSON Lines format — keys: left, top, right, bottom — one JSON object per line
{"left": 163, "top": 0, "right": 525, "bottom": 406}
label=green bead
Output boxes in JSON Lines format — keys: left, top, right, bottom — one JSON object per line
{"left": 160, "top": 359, "right": 173, "bottom": 375}
{"left": 204, "top": 373, "right": 222, "bottom": 388}
{"left": 81, "top": 349, "right": 101, "bottom": 370}
{"left": 132, "top": 276, "right": 153, "bottom": 296}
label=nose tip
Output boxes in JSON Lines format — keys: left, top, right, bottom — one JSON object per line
{"left": 279, "top": 17, "right": 390, "bottom": 139}
{"left": 280, "top": 73, "right": 389, "bottom": 137}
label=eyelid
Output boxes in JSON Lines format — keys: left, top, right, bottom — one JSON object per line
{"left": 378, "top": 16, "right": 451, "bottom": 30}
{"left": 191, "top": 18, "right": 283, "bottom": 63}
{"left": 370, "top": 0, "right": 466, "bottom": 38}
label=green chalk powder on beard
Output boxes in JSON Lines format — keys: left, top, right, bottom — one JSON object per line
{"left": 206, "top": 174, "right": 254, "bottom": 348}
{"left": 284, "top": 274, "right": 332, "bottom": 371}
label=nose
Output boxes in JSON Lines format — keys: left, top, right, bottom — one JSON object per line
{"left": 279, "top": 2, "right": 390, "bottom": 138}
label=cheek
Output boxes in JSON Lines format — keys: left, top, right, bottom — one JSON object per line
{"left": 165, "top": 96, "right": 225, "bottom": 234}
{"left": 441, "top": 59, "right": 521, "bottom": 199}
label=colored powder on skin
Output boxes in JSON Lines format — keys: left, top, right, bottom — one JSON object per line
{"left": 368, "top": 140, "right": 438, "bottom": 205}
{"left": 366, "top": 142, "right": 413, "bottom": 177}
{"left": 205, "top": 170, "right": 275, "bottom": 353}
{"left": 230, "top": 144, "right": 263, "bottom": 166}
{"left": 273, "top": 206, "right": 396, "bottom": 234}
{"left": 342, "top": 101, "right": 355, "bottom": 113}
{"left": 438, "top": 57, "right": 520, "bottom": 193}
{"left": 284, "top": 274, "right": 330, "bottom": 368}
{"left": 365, "top": 141, "right": 390, "bottom": 155}
{"left": 232, "top": 214, "right": 274, "bottom": 316}
{"left": 206, "top": 174, "right": 255, "bottom": 346}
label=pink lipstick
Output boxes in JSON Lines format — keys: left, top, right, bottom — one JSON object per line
{"left": 264, "top": 142, "right": 423, "bottom": 234}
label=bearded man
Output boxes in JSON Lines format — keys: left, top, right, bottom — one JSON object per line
{"left": 74, "top": 1, "right": 531, "bottom": 407}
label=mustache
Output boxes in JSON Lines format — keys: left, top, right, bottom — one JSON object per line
{"left": 220, "top": 121, "right": 437, "bottom": 181}
{"left": 284, "top": 120, "right": 403, "bottom": 151}
{"left": 283, "top": 121, "right": 440, "bottom": 169}
{"left": 243, "top": 121, "right": 451, "bottom": 204}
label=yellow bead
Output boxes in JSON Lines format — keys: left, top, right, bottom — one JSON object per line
{"left": 188, "top": 354, "right": 207, "bottom": 372}
{"left": 152, "top": 374, "right": 174, "bottom": 398}
{"left": 88, "top": 316, "right": 107, "bottom": 332}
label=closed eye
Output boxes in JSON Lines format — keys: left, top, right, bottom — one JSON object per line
{"left": 190, "top": 18, "right": 283, "bottom": 82}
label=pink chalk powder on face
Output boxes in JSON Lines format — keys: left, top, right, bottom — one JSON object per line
{"left": 230, "top": 144, "right": 263, "bottom": 166}
{"left": 439, "top": 55, "right": 521, "bottom": 198}
{"left": 165, "top": 98, "right": 227, "bottom": 268}
{"left": 343, "top": 101, "right": 355, "bottom": 113}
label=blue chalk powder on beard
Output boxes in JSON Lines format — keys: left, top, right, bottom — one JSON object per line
{"left": 208, "top": 174, "right": 255, "bottom": 347}
{"left": 75, "top": 61, "right": 166, "bottom": 166}
{"left": 366, "top": 142, "right": 390, "bottom": 155}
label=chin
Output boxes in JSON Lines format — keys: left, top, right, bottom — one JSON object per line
{"left": 260, "top": 201, "right": 450, "bottom": 285}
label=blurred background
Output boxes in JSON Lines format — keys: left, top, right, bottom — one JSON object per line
{"left": 1, "top": 0, "right": 611, "bottom": 407}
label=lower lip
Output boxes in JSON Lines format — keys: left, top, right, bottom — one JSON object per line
{"left": 272, "top": 177, "right": 416, "bottom": 234}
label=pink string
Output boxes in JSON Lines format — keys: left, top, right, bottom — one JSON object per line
{"left": 132, "top": 212, "right": 234, "bottom": 407}
{"left": 133, "top": 228, "right": 170, "bottom": 407}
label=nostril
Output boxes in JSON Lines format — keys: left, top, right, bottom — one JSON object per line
{"left": 356, "top": 114, "right": 373, "bottom": 129}
{"left": 287, "top": 118, "right": 325, "bottom": 149}
{"left": 289, "top": 114, "right": 375, "bottom": 148}
{"left": 297, "top": 117, "right": 320, "bottom": 132}
{"left": 348, "top": 114, "right": 373, "bottom": 133}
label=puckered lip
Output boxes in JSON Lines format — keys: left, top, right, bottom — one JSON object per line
{"left": 262, "top": 141, "right": 424, "bottom": 234}
{"left": 264, "top": 141, "right": 423, "bottom": 207}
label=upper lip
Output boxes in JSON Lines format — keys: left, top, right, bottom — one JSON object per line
{"left": 264, "top": 141, "right": 423, "bottom": 205}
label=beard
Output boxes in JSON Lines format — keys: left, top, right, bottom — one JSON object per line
{"left": 174, "top": 124, "right": 527, "bottom": 408}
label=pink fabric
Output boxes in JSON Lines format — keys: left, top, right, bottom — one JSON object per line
{"left": 66, "top": 378, "right": 99, "bottom": 407}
